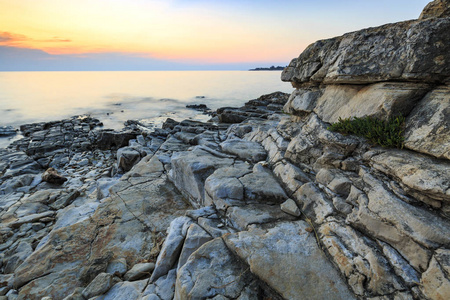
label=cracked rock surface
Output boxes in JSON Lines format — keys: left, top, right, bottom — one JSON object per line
{"left": 1, "top": 2, "right": 450, "bottom": 299}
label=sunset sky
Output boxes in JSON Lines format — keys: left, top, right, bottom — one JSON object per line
{"left": 0, "top": 0, "right": 430, "bottom": 71}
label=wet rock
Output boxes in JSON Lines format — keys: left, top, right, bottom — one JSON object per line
{"left": 0, "top": 126, "right": 16, "bottom": 137}
{"left": 41, "top": 168, "right": 67, "bottom": 185}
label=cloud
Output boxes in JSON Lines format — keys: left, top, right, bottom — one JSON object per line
{"left": 0, "top": 32, "right": 71, "bottom": 46}
{"left": 0, "top": 32, "right": 29, "bottom": 43}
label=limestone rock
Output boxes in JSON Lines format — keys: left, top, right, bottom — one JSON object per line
{"left": 370, "top": 149, "right": 450, "bottom": 203}
{"left": 177, "top": 223, "right": 213, "bottom": 270}
{"left": 81, "top": 272, "right": 115, "bottom": 299}
{"left": 124, "top": 263, "right": 155, "bottom": 281}
{"left": 313, "top": 83, "right": 430, "bottom": 123}
{"left": 99, "top": 280, "right": 147, "bottom": 300}
{"left": 293, "top": 183, "right": 334, "bottom": 224}
{"left": 106, "top": 258, "right": 128, "bottom": 276}
{"left": 223, "top": 221, "right": 356, "bottom": 300}
{"left": 41, "top": 168, "right": 67, "bottom": 185}
{"left": 239, "top": 165, "right": 287, "bottom": 204}
{"left": 420, "top": 248, "right": 450, "bottom": 300}
{"left": 220, "top": 139, "right": 267, "bottom": 163}
{"left": 170, "top": 147, "right": 234, "bottom": 207}
{"left": 280, "top": 198, "right": 301, "bottom": 217}
{"left": 404, "top": 86, "right": 450, "bottom": 160}
{"left": 175, "top": 238, "right": 259, "bottom": 300}
{"left": 320, "top": 221, "right": 404, "bottom": 296}
{"left": 226, "top": 204, "right": 295, "bottom": 230}
{"left": 150, "top": 216, "right": 192, "bottom": 282}
{"left": 420, "top": 0, "right": 450, "bottom": 19}
{"left": 282, "top": 17, "right": 450, "bottom": 85}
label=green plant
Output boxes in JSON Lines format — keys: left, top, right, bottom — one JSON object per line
{"left": 327, "top": 115, "right": 405, "bottom": 149}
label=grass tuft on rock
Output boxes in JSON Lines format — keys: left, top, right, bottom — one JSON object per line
{"left": 328, "top": 115, "right": 405, "bottom": 149}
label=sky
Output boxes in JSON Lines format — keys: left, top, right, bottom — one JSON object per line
{"left": 0, "top": 0, "right": 431, "bottom": 71}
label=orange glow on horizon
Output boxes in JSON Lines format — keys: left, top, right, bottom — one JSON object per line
{"left": 0, "top": 0, "right": 310, "bottom": 64}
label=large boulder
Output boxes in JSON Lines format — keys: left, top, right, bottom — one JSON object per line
{"left": 282, "top": 17, "right": 450, "bottom": 85}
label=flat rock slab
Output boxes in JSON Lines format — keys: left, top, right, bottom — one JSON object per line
{"left": 223, "top": 221, "right": 356, "bottom": 300}
{"left": 13, "top": 158, "right": 191, "bottom": 300}
{"left": 220, "top": 139, "right": 267, "bottom": 163}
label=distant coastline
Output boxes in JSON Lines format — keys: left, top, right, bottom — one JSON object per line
{"left": 249, "top": 66, "right": 285, "bottom": 71}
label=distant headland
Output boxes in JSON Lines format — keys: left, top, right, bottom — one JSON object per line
{"left": 249, "top": 65, "right": 286, "bottom": 71}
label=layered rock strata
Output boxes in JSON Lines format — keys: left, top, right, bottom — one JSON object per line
{"left": 0, "top": 1, "right": 449, "bottom": 299}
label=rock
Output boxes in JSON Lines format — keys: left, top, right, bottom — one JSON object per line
{"left": 0, "top": 126, "right": 16, "bottom": 137}
{"left": 95, "top": 130, "right": 137, "bottom": 150}
{"left": 170, "top": 147, "right": 234, "bottom": 207}
{"left": 220, "top": 139, "right": 267, "bottom": 163}
{"left": 116, "top": 147, "right": 141, "bottom": 172}
{"left": 175, "top": 238, "right": 259, "bottom": 300}
{"left": 369, "top": 149, "right": 450, "bottom": 203}
{"left": 313, "top": 83, "right": 431, "bottom": 123}
{"left": 142, "top": 269, "right": 177, "bottom": 300}
{"left": 239, "top": 164, "right": 287, "bottom": 203}
{"left": 347, "top": 169, "right": 450, "bottom": 271}
{"left": 293, "top": 183, "right": 334, "bottom": 224}
{"left": 177, "top": 223, "right": 213, "bottom": 270}
{"left": 223, "top": 221, "right": 356, "bottom": 300}
{"left": 320, "top": 221, "right": 405, "bottom": 296}
{"left": 280, "top": 198, "right": 301, "bottom": 217}
{"left": 81, "top": 273, "right": 115, "bottom": 299}
{"left": 41, "top": 168, "right": 67, "bottom": 185}
{"left": 282, "top": 17, "right": 450, "bottom": 85}
{"left": 404, "top": 86, "right": 450, "bottom": 160}
{"left": 124, "top": 263, "right": 155, "bottom": 281}
{"left": 227, "top": 204, "right": 295, "bottom": 230}
{"left": 419, "top": 0, "right": 450, "bottom": 19}
{"left": 99, "top": 280, "right": 147, "bottom": 300}
{"left": 13, "top": 168, "right": 190, "bottom": 299}
{"left": 420, "top": 248, "right": 450, "bottom": 299}
{"left": 106, "top": 258, "right": 128, "bottom": 276}
{"left": 150, "top": 216, "right": 192, "bottom": 282}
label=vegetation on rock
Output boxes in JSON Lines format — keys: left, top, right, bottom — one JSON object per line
{"left": 328, "top": 115, "right": 405, "bottom": 148}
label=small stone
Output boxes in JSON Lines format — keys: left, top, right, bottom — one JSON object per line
{"left": 280, "top": 199, "right": 301, "bottom": 217}
{"left": 31, "top": 223, "right": 45, "bottom": 232}
{"left": 106, "top": 258, "right": 128, "bottom": 276}
{"left": 82, "top": 272, "right": 115, "bottom": 299}
{"left": 41, "top": 168, "right": 67, "bottom": 185}
{"left": 124, "top": 263, "right": 155, "bottom": 281}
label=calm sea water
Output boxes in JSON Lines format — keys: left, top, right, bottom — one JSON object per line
{"left": 0, "top": 71, "right": 293, "bottom": 147}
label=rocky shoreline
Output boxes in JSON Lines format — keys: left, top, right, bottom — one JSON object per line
{"left": 1, "top": 1, "right": 450, "bottom": 299}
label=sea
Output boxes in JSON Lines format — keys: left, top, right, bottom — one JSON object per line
{"left": 0, "top": 71, "right": 293, "bottom": 148}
